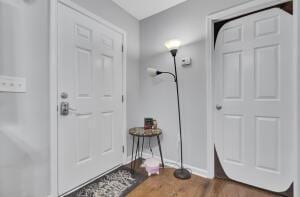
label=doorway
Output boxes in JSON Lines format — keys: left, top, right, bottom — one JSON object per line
{"left": 57, "top": 1, "right": 125, "bottom": 195}
{"left": 210, "top": 2, "right": 296, "bottom": 196}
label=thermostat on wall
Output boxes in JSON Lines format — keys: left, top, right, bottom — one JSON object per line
{"left": 0, "top": 76, "right": 26, "bottom": 93}
{"left": 181, "top": 57, "right": 192, "bottom": 66}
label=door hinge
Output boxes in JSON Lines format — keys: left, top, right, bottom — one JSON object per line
{"left": 122, "top": 95, "right": 125, "bottom": 103}
{"left": 122, "top": 145, "right": 125, "bottom": 153}
{"left": 121, "top": 44, "right": 124, "bottom": 53}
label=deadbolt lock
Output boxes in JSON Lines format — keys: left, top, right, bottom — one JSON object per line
{"left": 61, "top": 92, "right": 68, "bottom": 99}
{"left": 60, "top": 102, "right": 70, "bottom": 116}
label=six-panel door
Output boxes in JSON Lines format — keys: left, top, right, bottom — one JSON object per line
{"left": 58, "top": 3, "right": 124, "bottom": 195}
{"left": 214, "top": 8, "right": 295, "bottom": 192}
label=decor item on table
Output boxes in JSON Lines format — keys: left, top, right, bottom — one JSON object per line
{"left": 144, "top": 117, "right": 153, "bottom": 129}
{"left": 152, "top": 119, "right": 158, "bottom": 129}
{"left": 142, "top": 158, "right": 160, "bottom": 176}
{"left": 65, "top": 166, "right": 147, "bottom": 197}
{"left": 147, "top": 39, "right": 191, "bottom": 180}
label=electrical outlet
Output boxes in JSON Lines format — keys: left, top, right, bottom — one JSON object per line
{"left": 0, "top": 76, "right": 26, "bottom": 93}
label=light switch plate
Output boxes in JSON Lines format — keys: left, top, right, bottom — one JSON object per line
{"left": 0, "top": 76, "right": 26, "bottom": 93}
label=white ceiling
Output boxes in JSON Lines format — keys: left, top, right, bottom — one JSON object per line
{"left": 111, "top": 0, "right": 188, "bottom": 20}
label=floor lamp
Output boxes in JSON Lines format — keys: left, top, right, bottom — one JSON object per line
{"left": 147, "top": 39, "right": 191, "bottom": 180}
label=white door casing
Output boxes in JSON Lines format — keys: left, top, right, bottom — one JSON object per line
{"left": 214, "top": 8, "right": 295, "bottom": 192}
{"left": 58, "top": 3, "right": 124, "bottom": 194}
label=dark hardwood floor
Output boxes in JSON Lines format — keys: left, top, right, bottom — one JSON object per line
{"left": 126, "top": 160, "right": 281, "bottom": 197}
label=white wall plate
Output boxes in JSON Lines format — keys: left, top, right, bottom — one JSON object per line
{"left": 0, "top": 0, "right": 20, "bottom": 7}
{"left": 0, "top": 76, "right": 26, "bottom": 93}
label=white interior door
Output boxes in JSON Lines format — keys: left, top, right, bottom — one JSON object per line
{"left": 214, "top": 8, "right": 295, "bottom": 192}
{"left": 58, "top": 3, "right": 124, "bottom": 195}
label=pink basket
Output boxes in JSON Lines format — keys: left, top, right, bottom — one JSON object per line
{"left": 144, "top": 158, "right": 160, "bottom": 176}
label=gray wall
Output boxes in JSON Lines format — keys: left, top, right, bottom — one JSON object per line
{"left": 0, "top": 0, "right": 50, "bottom": 196}
{"left": 139, "top": 0, "right": 250, "bottom": 172}
{"left": 71, "top": 0, "right": 141, "bottom": 156}
{"left": 0, "top": 0, "right": 140, "bottom": 196}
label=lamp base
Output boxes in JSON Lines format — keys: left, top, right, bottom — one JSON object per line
{"left": 173, "top": 168, "right": 191, "bottom": 180}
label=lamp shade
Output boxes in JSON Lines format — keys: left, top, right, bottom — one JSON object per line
{"left": 165, "top": 39, "right": 181, "bottom": 51}
{"left": 147, "top": 68, "right": 158, "bottom": 77}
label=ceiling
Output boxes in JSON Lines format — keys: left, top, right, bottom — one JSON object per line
{"left": 111, "top": 0, "right": 188, "bottom": 20}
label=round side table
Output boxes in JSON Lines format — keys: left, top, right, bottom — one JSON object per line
{"left": 129, "top": 127, "right": 164, "bottom": 172}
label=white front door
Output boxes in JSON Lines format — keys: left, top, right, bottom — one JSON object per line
{"left": 58, "top": 3, "right": 124, "bottom": 195}
{"left": 214, "top": 8, "right": 295, "bottom": 192}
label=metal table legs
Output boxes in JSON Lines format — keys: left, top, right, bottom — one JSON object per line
{"left": 130, "top": 135, "right": 164, "bottom": 172}
{"left": 130, "top": 136, "right": 135, "bottom": 171}
{"left": 133, "top": 137, "right": 140, "bottom": 171}
{"left": 157, "top": 136, "right": 165, "bottom": 168}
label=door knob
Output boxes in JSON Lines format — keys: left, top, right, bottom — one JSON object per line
{"left": 216, "top": 105, "right": 222, "bottom": 110}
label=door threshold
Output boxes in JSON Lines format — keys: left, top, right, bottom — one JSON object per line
{"left": 61, "top": 164, "right": 122, "bottom": 197}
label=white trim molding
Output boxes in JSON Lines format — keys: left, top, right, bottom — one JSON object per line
{"left": 208, "top": 0, "right": 290, "bottom": 21}
{"left": 294, "top": 0, "right": 300, "bottom": 196}
{"left": 49, "top": 1, "right": 127, "bottom": 196}
{"left": 205, "top": 0, "right": 295, "bottom": 186}
{"left": 129, "top": 153, "right": 209, "bottom": 178}
{"left": 49, "top": 0, "right": 58, "bottom": 196}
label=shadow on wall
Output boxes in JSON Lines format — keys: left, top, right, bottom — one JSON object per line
{"left": 0, "top": 127, "right": 36, "bottom": 196}
{"left": 138, "top": 40, "right": 207, "bottom": 169}
{"left": 0, "top": 0, "right": 50, "bottom": 196}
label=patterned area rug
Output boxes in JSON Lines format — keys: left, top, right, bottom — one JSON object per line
{"left": 66, "top": 166, "right": 147, "bottom": 197}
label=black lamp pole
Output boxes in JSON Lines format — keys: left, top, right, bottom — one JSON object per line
{"left": 153, "top": 49, "right": 190, "bottom": 180}
{"left": 170, "top": 49, "right": 191, "bottom": 180}
{"left": 151, "top": 48, "right": 191, "bottom": 180}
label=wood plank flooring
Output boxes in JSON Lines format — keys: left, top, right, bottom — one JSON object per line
{"left": 126, "top": 161, "right": 281, "bottom": 197}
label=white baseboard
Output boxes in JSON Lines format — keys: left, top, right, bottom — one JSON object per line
{"left": 127, "top": 153, "right": 209, "bottom": 178}
{"left": 125, "top": 155, "right": 133, "bottom": 164}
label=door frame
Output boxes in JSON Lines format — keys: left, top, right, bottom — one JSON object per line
{"left": 205, "top": 0, "right": 298, "bottom": 194}
{"left": 49, "top": 0, "right": 127, "bottom": 196}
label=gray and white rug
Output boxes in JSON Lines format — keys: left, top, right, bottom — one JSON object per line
{"left": 66, "top": 167, "right": 146, "bottom": 197}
